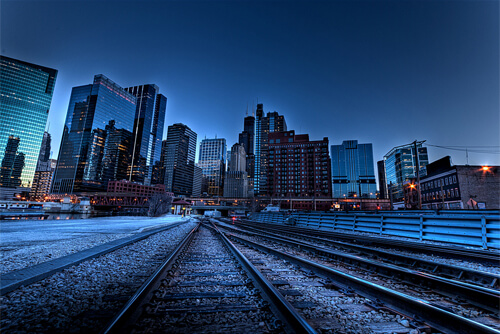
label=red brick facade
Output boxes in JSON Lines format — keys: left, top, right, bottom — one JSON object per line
{"left": 268, "top": 131, "right": 332, "bottom": 198}
{"left": 107, "top": 180, "right": 171, "bottom": 197}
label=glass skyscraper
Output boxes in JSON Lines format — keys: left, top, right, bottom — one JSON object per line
{"left": 197, "top": 138, "right": 226, "bottom": 197}
{"left": 52, "top": 75, "right": 136, "bottom": 193}
{"left": 0, "top": 56, "right": 57, "bottom": 189}
{"left": 161, "top": 123, "right": 197, "bottom": 196}
{"left": 124, "top": 85, "right": 166, "bottom": 186}
{"left": 383, "top": 141, "right": 429, "bottom": 202}
{"left": 330, "top": 140, "right": 377, "bottom": 198}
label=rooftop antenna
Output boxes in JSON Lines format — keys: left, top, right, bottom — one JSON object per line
{"left": 246, "top": 103, "right": 248, "bottom": 116}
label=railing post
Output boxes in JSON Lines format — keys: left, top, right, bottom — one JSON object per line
{"left": 379, "top": 215, "right": 384, "bottom": 235}
{"left": 481, "top": 215, "right": 488, "bottom": 250}
{"left": 333, "top": 215, "right": 337, "bottom": 230}
{"left": 419, "top": 216, "right": 424, "bottom": 241}
{"left": 353, "top": 214, "right": 357, "bottom": 231}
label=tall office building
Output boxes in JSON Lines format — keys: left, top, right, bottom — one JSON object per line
{"left": 238, "top": 114, "right": 255, "bottom": 175}
{"left": 161, "top": 123, "right": 197, "bottom": 196}
{"left": 0, "top": 136, "right": 24, "bottom": 188}
{"left": 330, "top": 140, "right": 377, "bottom": 198}
{"left": 377, "top": 160, "right": 388, "bottom": 199}
{"left": 198, "top": 138, "right": 226, "bottom": 197}
{"left": 192, "top": 165, "right": 203, "bottom": 197}
{"left": 384, "top": 141, "right": 429, "bottom": 203}
{"left": 226, "top": 150, "right": 232, "bottom": 171}
{"left": 229, "top": 143, "right": 246, "bottom": 172}
{"left": 37, "top": 132, "right": 52, "bottom": 164}
{"left": 30, "top": 131, "right": 55, "bottom": 199}
{"left": 268, "top": 131, "right": 331, "bottom": 198}
{"left": 254, "top": 104, "right": 287, "bottom": 196}
{"left": 124, "top": 85, "right": 166, "bottom": 185}
{"left": 31, "top": 159, "right": 57, "bottom": 200}
{"left": 0, "top": 56, "right": 57, "bottom": 189}
{"left": 52, "top": 75, "right": 136, "bottom": 193}
{"left": 224, "top": 143, "right": 248, "bottom": 198}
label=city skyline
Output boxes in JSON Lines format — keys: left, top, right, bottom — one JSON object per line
{"left": 2, "top": 1, "right": 498, "bottom": 168}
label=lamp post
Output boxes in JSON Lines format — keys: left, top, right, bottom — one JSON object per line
{"left": 409, "top": 183, "right": 416, "bottom": 209}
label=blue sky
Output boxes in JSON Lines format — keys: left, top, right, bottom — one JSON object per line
{"left": 2, "top": 0, "right": 499, "bottom": 165}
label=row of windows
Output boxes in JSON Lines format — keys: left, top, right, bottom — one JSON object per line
{"left": 423, "top": 188, "right": 460, "bottom": 201}
{"left": 422, "top": 175, "right": 457, "bottom": 190}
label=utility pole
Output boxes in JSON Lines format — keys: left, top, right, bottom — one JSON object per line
{"left": 389, "top": 182, "right": 394, "bottom": 211}
{"left": 413, "top": 140, "right": 424, "bottom": 210}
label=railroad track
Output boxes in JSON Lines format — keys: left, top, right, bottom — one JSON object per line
{"left": 215, "top": 219, "right": 500, "bottom": 333}
{"left": 237, "top": 220, "right": 499, "bottom": 265}
{"left": 0, "top": 221, "right": 197, "bottom": 333}
{"left": 223, "top": 220, "right": 500, "bottom": 290}
{"left": 102, "top": 219, "right": 314, "bottom": 333}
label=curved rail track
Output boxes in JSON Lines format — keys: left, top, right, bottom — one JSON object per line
{"left": 237, "top": 220, "right": 500, "bottom": 265}
{"left": 215, "top": 218, "right": 500, "bottom": 333}
{"left": 224, "top": 220, "right": 500, "bottom": 290}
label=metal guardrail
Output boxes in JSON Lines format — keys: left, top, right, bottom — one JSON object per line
{"left": 250, "top": 211, "right": 500, "bottom": 250}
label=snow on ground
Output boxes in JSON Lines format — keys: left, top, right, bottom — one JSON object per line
{"left": 0, "top": 214, "right": 191, "bottom": 274}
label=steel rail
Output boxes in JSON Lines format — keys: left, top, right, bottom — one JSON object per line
{"left": 218, "top": 222, "right": 500, "bottom": 313}
{"left": 101, "top": 222, "right": 201, "bottom": 334}
{"left": 227, "top": 221, "right": 500, "bottom": 289}
{"left": 206, "top": 221, "right": 317, "bottom": 334}
{"left": 225, "top": 232, "right": 500, "bottom": 334}
{"left": 242, "top": 220, "right": 500, "bottom": 265}
{"left": 103, "top": 220, "right": 317, "bottom": 334}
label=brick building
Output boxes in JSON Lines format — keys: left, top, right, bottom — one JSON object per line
{"left": 267, "top": 131, "right": 331, "bottom": 210}
{"left": 107, "top": 180, "right": 169, "bottom": 197}
{"left": 403, "top": 156, "right": 499, "bottom": 209}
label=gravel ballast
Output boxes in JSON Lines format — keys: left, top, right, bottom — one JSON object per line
{"left": 0, "top": 221, "right": 197, "bottom": 333}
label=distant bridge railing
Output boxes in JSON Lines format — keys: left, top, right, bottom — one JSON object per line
{"left": 249, "top": 211, "right": 500, "bottom": 250}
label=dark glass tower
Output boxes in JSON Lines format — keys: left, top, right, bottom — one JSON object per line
{"left": 0, "top": 56, "right": 57, "bottom": 189}
{"left": 161, "top": 123, "right": 197, "bottom": 196}
{"left": 330, "top": 140, "right": 377, "bottom": 198}
{"left": 198, "top": 138, "right": 226, "bottom": 197}
{"left": 124, "top": 85, "right": 167, "bottom": 186}
{"left": 0, "top": 136, "right": 24, "bottom": 188}
{"left": 52, "top": 75, "right": 136, "bottom": 193}
{"left": 37, "top": 131, "right": 51, "bottom": 164}
{"left": 384, "top": 142, "right": 429, "bottom": 202}
{"left": 238, "top": 114, "right": 255, "bottom": 179}
{"left": 377, "top": 160, "right": 387, "bottom": 199}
